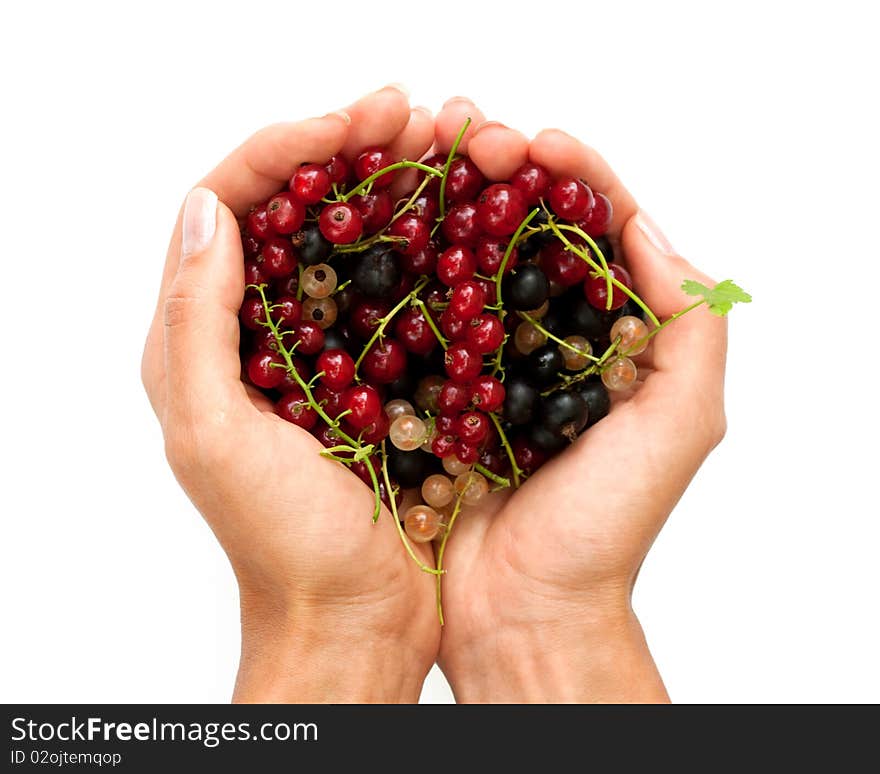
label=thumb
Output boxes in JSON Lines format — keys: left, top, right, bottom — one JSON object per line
{"left": 621, "top": 211, "right": 728, "bottom": 431}
{"left": 164, "top": 187, "right": 246, "bottom": 426}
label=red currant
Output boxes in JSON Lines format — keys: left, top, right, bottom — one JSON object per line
{"left": 465, "top": 313, "right": 505, "bottom": 354}
{"left": 351, "top": 456, "right": 381, "bottom": 484}
{"left": 577, "top": 191, "right": 613, "bottom": 237}
{"left": 359, "top": 410, "right": 391, "bottom": 444}
{"left": 324, "top": 155, "right": 349, "bottom": 185}
{"left": 437, "top": 245, "right": 477, "bottom": 286}
{"left": 362, "top": 339, "right": 407, "bottom": 384}
{"left": 399, "top": 242, "right": 438, "bottom": 275}
{"left": 510, "top": 163, "right": 552, "bottom": 206}
{"left": 456, "top": 411, "right": 489, "bottom": 445}
{"left": 275, "top": 388, "right": 317, "bottom": 430}
{"left": 291, "top": 320, "right": 325, "bottom": 354}
{"left": 241, "top": 233, "right": 261, "bottom": 258}
{"left": 438, "top": 380, "right": 470, "bottom": 414}
{"left": 548, "top": 177, "right": 595, "bottom": 221}
{"left": 246, "top": 205, "right": 272, "bottom": 240}
{"left": 512, "top": 435, "right": 547, "bottom": 473}
{"left": 444, "top": 342, "right": 484, "bottom": 383}
{"left": 476, "top": 183, "right": 528, "bottom": 237}
{"left": 314, "top": 383, "right": 347, "bottom": 419}
{"left": 351, "top": 190, "right": 394, "bottom": 234}
{"left": 267, "top": 192, "right": 306, "bottom": 234}
{"left": 470, "top": 375, "right": 505, "bottom": 412}
{"left": 441, "top": 202, "right": 482, "bottom": 246}
{"left": 436, "top": 414, "right": 456, "bottom": 435}
{"left": 449, "top": 280, "right": 486, "bottom": 321}
{"left": 239, "top": 296, "right": 266, "bottom": 331}
{"left": 354, "top": 147, "right": 396, "bottom": 188}
{"left": 431, "top": 434, "right": 456, "bottom": 458}
{"left": 272, "top": 295, "right": 302, "bottom": 328}
{"left": 319, "top": 202, "right": 363, "bottom": 244}
{"left": 387, "top": 214, "right": 429, "bottom": 256}
{"left": 350, "top": 299, "right": 390, "bottom": 339}
{"left": 291, "top": 164, "right": 332, "bottom": 205}
{"left": 584, "top": 263, "right": 632, "bottom": 311}
{"left": 259, "top": 237, "right": 297, "bottom": 278}
{"left": 247, "top": 350, "right": 285, "bottom": 389}
{"left": 316, "top": 349, "right": 356, "bottom": 391}
{"left": 276, "top": 357, "right": 310, "bottom": 393}
{"left": 454, "top": 440, "right": 479, "bottom": 464}
{"left": 244, "top": 259, "right": 269, "bottom": 291}
{"left": 541, "top": 241, "right": 589, "bottom": 287}
{"left": 476, "top": 236, "right": 517, "bottom": 276}
{"left": 344, "top": 384, "right": 382, "bottom": 429}
{"left": 411, "top": 192, "right": 439, "bottom": 224}
{"left": 445, "top": 157, "right": 485, "bottom": 203}
{"left": 440, "top": 309, "right": 468, "bottom": 342}
{"left": 395, "top": 308, "right": 438, "bottom": 356}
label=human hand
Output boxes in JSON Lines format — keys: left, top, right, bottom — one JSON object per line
{"left": 431, "top": 98, "right": 728, "bottom": 702}
{"left": 141, "top": 87, "right": 441, "bottom": 703}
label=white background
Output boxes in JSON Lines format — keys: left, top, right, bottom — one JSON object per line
{"left": 2, "top": 0, "right": 878, "bottom": 703}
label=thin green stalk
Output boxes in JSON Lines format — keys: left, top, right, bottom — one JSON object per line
{"left": 494, "top": 208, "right": 541, "bottom": 316}
{"left": 518, "top": 312, "right": 600, "bottom": 361}
{"left": 438, "top": 118, "right": 472, "bottom": 217}
{"left": 412, "top": 299, "right": 449, "bottom": 350}
{"left": 474, "top": 463, "right": 510, "bottom": 488}
{"left": 340, "top": 161, "right": 444, "bottom": 202}
{"left": 621, "top": 299, "right": 705, "bottom": 357}
{"left": 489, "top": 412, "right": 522, "bottom": 487}
{"left": 435, "top": 489, "right": 466, "bottom": 625}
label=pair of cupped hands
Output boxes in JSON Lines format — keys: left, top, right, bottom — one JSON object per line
{"left": 142, "top": 86, "right": 727, "bottom": 703}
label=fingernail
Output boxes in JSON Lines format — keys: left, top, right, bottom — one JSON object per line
{"left": 382, "top": 83, "right": 410, "bottom": 97}
{"left": 635, "top": 210, "right": 674, "bottom": 255}
{"left": 443, "top": 95, "right": 472, "bottom": 108}
{"left": 325, "top": 110, "right": 351, "bottom": 124}
{"left": 181, "top": 187, "right": 218, "bottom": 260}
{"left": 474, "top": 120, "right": 506, "bottom": 133}
{"left": 412, "top": 105, "right": 433, "bottom": 118}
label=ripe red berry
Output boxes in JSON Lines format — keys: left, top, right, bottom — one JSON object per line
{"left": 292, "top": 321, "right": 325, "bottom": 354}
{"left": 351, "top": 191, "right": 394, "bottom": 234}
{"left": 418, "top": 153, "right": 448, "bottom": 193}
{"left": 395, "top": 308, "right": 438, "bottom": 356}
{"left": 454, "top": 441, "right": 479, "bottom": 464}
{"left": 244, "top": 259, "right": 268, "bottom": 291}
{"left": 512, "top": 436, "right": 547, "bottom": 473}
{"left": 275, "top": 388, "right": 317, "bottom": 430}
{"left": 436, "top": 414, "right": 456, "bottom": 435}
{"left": 276, "top": 356, "right": 310, "bottom": 393}
{"left": 387, "top": 214, "right": 430, "bottom": 256}
{"left": 437, "top": 245, "right": 477, "bottom": 286}
{"left": 316, "top": 349, "right": 356, "bottom": 391}
{"left": 319, "top": 202, "right": 363, "bottom": 244}
{"left": 314, "top": 383, "right": 347, "bottom": 419}
{"left": 470, "top": 375, "right": 506, "bottom": 412}
{"left": 456, "top": 411, "right": 489, "bottom": 445}
{"left": 476, "top": 236, "right": 517, "bottom": 276}
{"left": 577, "top": 191, "right": 613, "bottom": 237}
{"left": 466, "top": 313, "right": 505, "bottom": 354}
{"left": 541, "top": 241, "right": 589, "bottom": 287}
{"left": 438, "top": 380, "right": 470, "bottom": 414}
{"left": 314, "top": 421, "right": 345, "bottom": 448}
{"left": 444, "top": 342, "right": 484, "bottom": 383}
{"left": 584, "top": 263, "right": 633, "bottom": 311}
{"left": 431, "top": 434, "right": 456, "bottom": 458}
{"left": 362, "top": 339, "right": 407, "bottom": 384}
{"left": 246, "top": 205, "right": 272, "bottom": 240}
{"left": 411, "top": 192, "right": 440, "bottom": 224}
{"left": 241, "top": 233, "right": 262, "bottom": 259}
{"left": 350, "top": 299, "right": 391, "bottom": 339}
{"left": 324, "top": 155, "right": 350, "bottom": 185}
{"left": 351, "top": 456, "right": 381, "bottom": 484}
{"left": 476, "top": 183, "right": 528, "bottom": 237}
{"left": 548, "top": 177, "right": 595, "bottom": 221}
{"left": 399, "top": 242, "right": 438, "bottom": 275}
{"left": 441, "top": 202, "right": 482, "bottom": 245}
{"left": 359, "top": 410, "right": 391, "bottom": 444}
{"left": 440, "top": 309, "right": 468, "bottom": 342}
{"left": 444, "top": 157, "right": 485, "bottom": 203}
{"left": 239, "top": 296, "right": 266, "bottom": 331}
{"left": 273, "top": 295, "right": 302, "bottom": 328}
{"left": 247, "top": 350, "right": 285, "bottom": 389}
{"left": 291, "top": 164, "right": 332, "bottom": 205}
{"left": 266, "top": 193, "right": 306, "bottom": 235}
{"left": 354, "top": 147, "right": 396, "bottom": 188}
{"left": 449, "top": 280, "right": 486, "bottom": 321}
{"left": 510, "top": 163, "right": 552, "bottom": 206}
{"left": 259, "top": 237, "right": 297, "bottom": 278}
{"left": 344, "top": 385, "right": 382, "bottom": 429}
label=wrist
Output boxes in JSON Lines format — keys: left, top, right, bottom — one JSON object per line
{"left": 233, "top": 590, "right": 435, "bottom": 703}
{"left": 440, "top": 602, "right": 668, "bottom": 704}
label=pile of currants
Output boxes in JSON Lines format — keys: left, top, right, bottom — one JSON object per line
{"left": 235, "top": 120, "right": 744, "bottom": 597}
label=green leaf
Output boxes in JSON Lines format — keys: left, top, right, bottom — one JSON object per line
{"left": 682, "top": 279, "right": 752, "bottom": 316}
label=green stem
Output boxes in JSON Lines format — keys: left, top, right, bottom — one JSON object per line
{"left": 435, "top": 489, "right": 466, "bottom": 626}
{"left": 540, "top": 337, "right": 622, "bottom": 396}
{"left": 474, "top": 463, "right": 510, "bottom": 488}
{"left": 438, "top": 118, "right": 472, "bottom": 218}
{"left": 353, "top": 277, "right": 430, "bottom": 375}
{"left": 341, "top": 161, "right": 444, "bottom": 202}
{"left": 380, "top": 443, "right": 443, "bottom": 574}
{"left": 489, "top": 412, "right": 522, "bottom": 487}
{"left": 296, "top": 264, "right": 304, "bottom": 302}
{"left": 518, "top": 312, "right": 600, "bottom": 361}
{"left": 387, "top": 171, "right": 434, "bottom": 229}
{"left": 495, "top": 208, "right": 541, "bottom": 316}
{"left": 412, "top": 299, "right": 449, "bottom": 350}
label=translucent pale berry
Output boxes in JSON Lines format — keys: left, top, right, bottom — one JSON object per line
{"left": 384, "top": 399, "right": 415, "bottom": 422}
{"left": 403, "top": 505, "right": 442, "bottom": 543}
{"left": 302, "top": 296, "right": 338, "bottom": 329}
{"left": 609, "top": 315, "right": 650, "bottom": 356}
{"left": 560, "top": 335, "right": 593, "bottom": 370}
{"left": 421, "top": 474, "right": 454, "bottom": 509}
{"left": 514, "top": 321, "right": 546, "bottom": 355}
{"left": 601, "top": 356, "right": 638, "bottom": 391}
{"left": 442, "top": 455, "right": 471, "bottom": 477}
{"left": 300, "top": 264, "right": 337, "bottom": 299}
{"left": 389, "top": 414, "right": 428, "bottom": 451}
{"left": 454, "top": 471, "right": 489, "bottom": 506}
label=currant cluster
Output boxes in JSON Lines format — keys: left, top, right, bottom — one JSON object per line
{"left": 232, "top": 119, "right": 751, "bottom": 612}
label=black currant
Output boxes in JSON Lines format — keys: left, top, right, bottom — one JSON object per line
{"left": 528, "top": 423, "right": 567, "bottom": 452}
{"left": 351, "top": 245, "right": 401, "bottom": 298}
{"left": 503, "top": 377, "right": 539, "bottom": 425}
{"left": 591, "top": 235, "right": 615, "bottom": 265}
{"left": 525, "top": 344, "right": 564, "bottom": 386}
{"left": 538, "top": 391, "right": 588, "bottom": 438}
{"left": 387, "top": 448, "right": 438, "bottom": 489}
{"left": 293, "top": 225, "right": 333, "bottom": 266}
{"left": 566, "top": 295, "right": 619, "bottom": 341}
{"left": 504, "top": 264, "right": 549, "bottom": 310}
{"left": 574, "top": 378, "right": 611, "bottom": 427}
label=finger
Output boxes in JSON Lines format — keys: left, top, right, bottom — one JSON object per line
{"left": 388, "top": 106, "right": 436, "bottom": 197}
{"left": 621, "top": 211, "right": 728, "bottom": 431}
{"left": 528, "top": 129, "right": 638, "bottom": 235}
{"left": 201, "top": 113, "right": 351, "bottom": 216}
{"left": 163, "top": 187, "right": 249, "bottom": 428}
{"left": 434, "top": 97, "right": 486, "bottom": 155}
{"left": 341, "top": 85, "right": 413, "bottom": 159}
{"left": 466, "top": 121, "right": 530, "bottom": 181}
